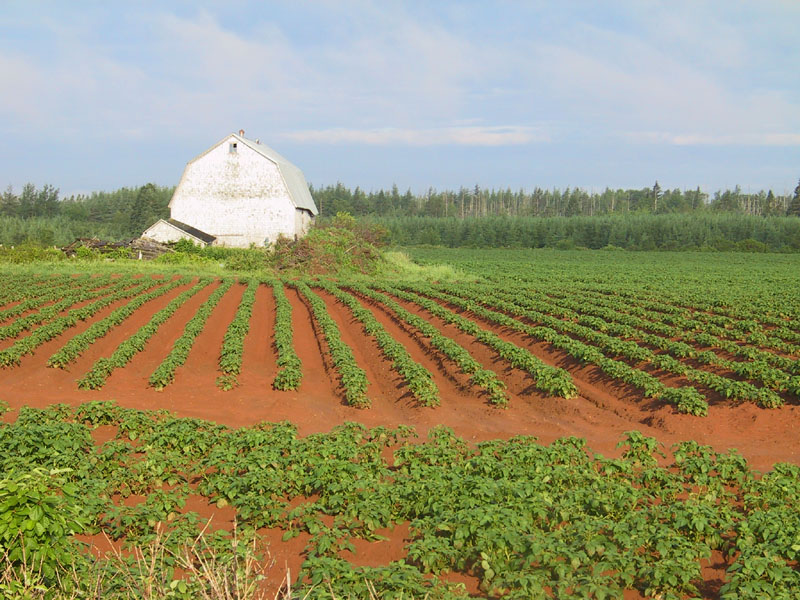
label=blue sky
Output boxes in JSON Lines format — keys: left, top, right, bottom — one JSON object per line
{"left": 1, "top": 1, "right": 798, "bottom": 197}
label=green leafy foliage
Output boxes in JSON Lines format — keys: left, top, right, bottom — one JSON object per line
{"left": 0, "top": 468, "right": 89, "bottom": 588}
{"left": 295, "top": 281, "right": 370, "bottom": 407}
{"left": 215, "top": 279, "right": 257, "bottom": 390}
{"left": 348, "top": 282, "right": 508, "bottom": 405}
{"left": 317, "top": 280, "right": 440, "bottom": 407}
{"left": 270, "top": 279, "right": 302, "bottom": 390}
{"left": 0, "top": 275, "right": 161, "bottom": 367}
{"left": 77, "top": 279, "right": 211, "bottom": 390}
{"left": 47, "top": 275, "right": 190, "bottom": 369}
{"left": 0, "top": 403, "right": 798, "bottom": 598}
{"left": 377, "top": 282, "right": 579, "bottom": 400}
{"left": 149, "top": 279, "right": 234, "bottom": 390}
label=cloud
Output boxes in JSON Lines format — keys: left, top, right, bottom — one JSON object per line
{"left": 624, "top": 131, "right": 800, "bottom": 147}
{"left": 522, "top": 21, "right": 800, "bottom": 146}
{"left": 282, "top": 125, "right": 548, "bottom": 146}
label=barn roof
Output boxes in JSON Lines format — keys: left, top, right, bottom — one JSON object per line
{"left": 165, "top": 218, "right": 217, "bottom": 244}
{"left": 181, "top": 132, "right": 319, "bottom": 217}
{"left": 234, "top": 134, "right": 319, "bottom": 216}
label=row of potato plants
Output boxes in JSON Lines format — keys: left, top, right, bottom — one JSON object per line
{"left": 347, "top": 283, "right": 509, "bottom": 406}
{"left": 77, "top": 280, "right": 211, "bottom": 390}
{"left": 0, "top": 276, "right": 162, "bottom": 367}
{"left": 532, "top": 286, "right": 797, "bottom": 405}
{"left": 0, "top": 274, "right": 121, "bottom": 340}
{"left": 0, "top": 272, "right": 36, "bottom": 305}
{"left": 468, "top": 284, "right": 786, "bottom": 409}
{"left": 376, "top": 283, "right": 579, "bottom": 399}
{"left": 575, "top": 285, "right": 800, "bottom": 356}
{"left": 0, "top": 274, "right": 91, "bottom": 323}
{"left": 0, "top": 273, "right": 72, "bottom": 306}
{"left": 316, "top": 280, "right": 441, "bottom": 407}
{"left": 270, "top": 279, "right": 302, "bottom": 390}
{"left": 414, "top": 283, "right": 709, "bottom": 415}
{"left": 536, "top": 283, "right": 800, "bottom": 377}
{"left": 3, "top": 403, "right": 799, "bottom": 599}
{"left": 580, "top": 282, "right": 800, "bottom": 346}
{"left": 216, "top": 279, "right": 258, "bottom": 390}
{"left": 46, "top": 276, "right": 190, "bottom": 369}
{"left": 149, "top": 280, "right": 235, "bottom": 390}
{"left": 512, "top": 286, "right": 800, "bottom": 398}
{"left": 294, "top": 281, "right": 370, "bottom": 407}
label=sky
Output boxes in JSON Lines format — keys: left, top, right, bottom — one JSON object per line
{"left": 0, "top": 0, "right": 798, "bottom": 197}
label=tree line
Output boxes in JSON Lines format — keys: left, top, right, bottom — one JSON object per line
{"left": 312, "top": 180, "right": 800, "bottom": 218}
{"left": 1, "top": 179, "right": 799, "bottom": 248}
{"left": 371, "top": 213, "right": 800, "bottom": 252}
{"left": 0, "top": 183, "right": 172, "bottom": 245}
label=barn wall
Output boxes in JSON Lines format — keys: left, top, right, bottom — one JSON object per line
{"left": 294, "top": 209, "right": 314, "bottom": 238}
{"left": 170, "top": 136, "right": 297, "bottom": 248}
{"left": 142, "top": 221, "right": 207, "bottom": 247}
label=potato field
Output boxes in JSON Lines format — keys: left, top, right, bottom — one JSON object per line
{"left": 1, "top": 249, "right": 799, "bottom": 598}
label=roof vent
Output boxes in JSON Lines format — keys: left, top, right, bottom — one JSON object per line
{"left": 238, "top": 129, "right": 245, "bottom": 136}
{"left": 255, "top": 138, "right": 260, "bottom": 144}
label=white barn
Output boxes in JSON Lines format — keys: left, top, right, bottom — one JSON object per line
{"left": 143, "top": 131, "right": 318, "bottom": 248}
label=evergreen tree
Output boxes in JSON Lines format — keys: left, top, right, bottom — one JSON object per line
{"left": 788, "top": 179, "right": 800, "bottom": 217}
{"left": 652, "top": 181, "right": 663, "bottom": 212}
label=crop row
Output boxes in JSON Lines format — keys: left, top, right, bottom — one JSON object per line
{"left": 0, "top": 274, "right": 122, "bottom": 340}
{"left": 374, "top": 283, "right": 579, "bottom": 400}
{"left": 345, "top": 283, "right": 509, "bottom": 405}
{"left": 317, "top": 281, "right": 440, "bottom": 407}
{"left": 295, "top": 282, "right": 369, "bottom": 407}
{"left": 407, "top": 283, "right": 709, "bottom": 415}
{"left": 571, "top": 286, "right": 800, "bottom": 355}
{"left": 149, "top": 280, "right": 235, "bottom": 390}
{"left": 458, "top": 283, "right": 786, "bottom": 408}
{"left": 47, "top": 276, "right": 190, "bottom": 369}
{"left": 526, "top": 283, "right": 800, "bottom": 377}
{"left": 0, "top": 277, "right": 163, "bottom": 367}
{"left": 270, "top": 279, "right": 302, "bottom": 391}
{"left": 0, "top": 273, "right": 72, "bottom": 306}
{"left": 578, "top": 282, "right": 800, "bottom": 343}
{"left": 77, "top": 280, "right": 211, "bottom": 390}
{"left": 215, "top": 280, "right": 258, "bottom": 390}
{"left": 499, "top": 286, "right": 800, "bottom": 398}
{"left": 0, "top": 274, "right": 92, "bottom": 323}
{"left": 9, "top": 404, "right": 799, "bottom": 599}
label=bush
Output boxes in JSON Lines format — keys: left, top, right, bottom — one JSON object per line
{"left": 268, "top": 213, "right": 386, "bottom": 275}
{"left": 0, "top": 243, "right": 64, "bottom": 264}
{"left": 0, "top": 469, "right": 89, "bottom": 589}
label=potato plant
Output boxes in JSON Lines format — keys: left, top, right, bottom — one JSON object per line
{"left": 270, "top": 278, "right": 302, "bottom": 391}
{"left": 47, "top": 276, "right": 191, "bottom": 369}
{"left": 317, "top": 280, "right": 440, "bottom": 407}
{"left": 294, "top": 281, "right": 369, "bottom": 407}
{"left": 216, "top": 279, "right": 257, "bottom": 390}
{"left": 77, "top": 280, "right": 211, "bottom": 390}
{"left": 149, "top": 279, "right": 234, "bottom": 390}
{"left": 1, "top": 403, "right": 799, "bottom": 599}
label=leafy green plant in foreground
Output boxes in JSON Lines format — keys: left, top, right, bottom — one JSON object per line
{"left": 1, "top": 402, "right": 798, "bottom": 599}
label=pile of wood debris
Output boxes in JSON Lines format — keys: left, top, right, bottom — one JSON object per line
{"left": 62, "top": 237, "right": 173, "bottom": 260}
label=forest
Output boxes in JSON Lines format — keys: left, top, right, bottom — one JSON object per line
{"left": 1, "top": 179, "right": 799, "bottom": 250}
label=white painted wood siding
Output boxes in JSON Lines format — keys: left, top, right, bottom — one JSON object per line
{"left": 170, "top": 135, "right": 304, "bottom": 247}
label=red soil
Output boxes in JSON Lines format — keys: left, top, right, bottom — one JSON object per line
{"left": 3, "top": 278, "right": 799, "bottom": 599}
{"left": 3, "top": 276, "right": 798, "bottom": 465}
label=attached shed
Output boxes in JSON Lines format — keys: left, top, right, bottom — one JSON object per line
{"left": 161, "top": 130, "right": 318, "bottom": 248}
{"left": 142, "top": 218, "right": 217, "bottom": 248}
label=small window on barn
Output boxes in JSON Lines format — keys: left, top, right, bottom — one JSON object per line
{"left": 229, "top": 142, "right": 237, "bottom": 154}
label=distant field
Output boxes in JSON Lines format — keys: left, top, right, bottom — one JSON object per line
{"left": 1, "top": 249, "right": 799, "bottom": 598}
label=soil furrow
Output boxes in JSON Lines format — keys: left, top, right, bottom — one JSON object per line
{"left": 238, "top": 282, "right": 278, "bottom": 391}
